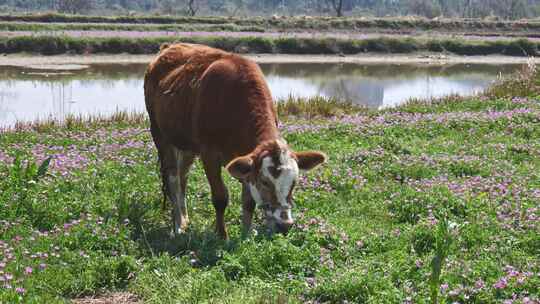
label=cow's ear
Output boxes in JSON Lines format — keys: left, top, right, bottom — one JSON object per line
{"left": 226, "top": 155, "right": 253, "bottom": 179}
{"left": 294, "top": 151, "right": 327, "bottom": 171}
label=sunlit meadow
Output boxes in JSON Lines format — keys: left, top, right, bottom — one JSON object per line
{"left": 0, "top": 66, "right": 539, "bottom": 303}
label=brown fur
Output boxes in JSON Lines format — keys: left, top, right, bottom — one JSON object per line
{"left": 145, "top": 43, "right": 278, "bottom": 159}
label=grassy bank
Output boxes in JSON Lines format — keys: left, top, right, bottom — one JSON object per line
{"left": 1, "top": 61, "right": 539, "bottom": 303}
{"left": 4, "top": 13, "right": 540, "bottom": 33}
{"left": 0, "top": 35, "right": 538, "bottom": 56}
{"left": 0, "top": 21, "right": 266, "bottom": 33}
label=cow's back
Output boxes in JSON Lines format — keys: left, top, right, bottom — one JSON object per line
{"left": 144, "top": 43, "right": 229, "bottom": 151}
{"left": 144, "top": 43, "right": 278, "bottom": 160}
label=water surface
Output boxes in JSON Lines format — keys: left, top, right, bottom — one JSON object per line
{"left": 0, "top": 62, "right": 522, "bottom": 128}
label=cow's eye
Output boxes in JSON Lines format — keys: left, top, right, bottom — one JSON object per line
{"left": 261, "top": 180, "right": 272, "bottom": 188}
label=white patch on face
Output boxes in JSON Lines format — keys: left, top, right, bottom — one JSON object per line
{"left": 249, "top": 184, "right": 264, "bottom": 207}
{"left": 261, "top": 150, "right": 299, "bottom": 208}
{"left": 272, "top": 208, "right": 293, "bottom": 224}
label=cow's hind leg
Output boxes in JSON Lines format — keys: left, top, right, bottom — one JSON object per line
{"left": 201, "top": 152, "right": 229, "bottom": 239}
{"left": 161, "top": 145, "right": 195, "bottom": 235}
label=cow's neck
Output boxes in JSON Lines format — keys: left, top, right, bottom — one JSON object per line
{"left": 254, "top": 119, "right": 280, "bottom": 146}
{"left": 245, "top": 87, "right": 281, "bottom": 152}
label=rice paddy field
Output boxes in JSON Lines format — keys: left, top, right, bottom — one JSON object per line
{"left": 3, "top": 13, "right": 540, "bottom": 34}
{"left": 2, "top": 13, "right": 540, "bottom": 56}
{"left": 0, "top": 57, "right": 539, "bottom": 303}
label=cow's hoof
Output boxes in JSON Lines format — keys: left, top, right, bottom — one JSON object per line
{"left": 170, "top": 227, "right": 187, "bottom": 238}
{"left": 241, "top": 228, "right": 257, "bottom": 239}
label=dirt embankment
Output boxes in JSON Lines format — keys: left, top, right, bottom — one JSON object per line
{"left": 0, "top": 53, "right": 537, "bottom": 68}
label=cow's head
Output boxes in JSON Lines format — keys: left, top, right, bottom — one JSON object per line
{"left": 226, "top": 139, "right": 326, "bottom": 233}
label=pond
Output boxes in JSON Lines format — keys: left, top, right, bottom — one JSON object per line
{"left": 0, "top": 62, "right": 522, "bottom": 128}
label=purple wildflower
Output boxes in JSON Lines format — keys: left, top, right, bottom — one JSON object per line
{"left": 474, "top": 279, "right": 485, "bottom": 290}
{"left": 24, "top": 267, "right": 32, "bottom": 275}
{"left": 493, "top": 277, "right": 508, "bottom": 289}
{"left": 440, "top": 283, "right": 449, "bottom": 292}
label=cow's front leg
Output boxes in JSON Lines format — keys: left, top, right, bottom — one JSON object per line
{"left": 241, "top": 182, "right": 256, "bottom": 237}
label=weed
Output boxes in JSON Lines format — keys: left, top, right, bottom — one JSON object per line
{"left": 429, "top": 217, "right": 453, "bottom": 304}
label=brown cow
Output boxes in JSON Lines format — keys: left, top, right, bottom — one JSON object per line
{"left": 144, "top": 43, "right": 326, "bottom": 239}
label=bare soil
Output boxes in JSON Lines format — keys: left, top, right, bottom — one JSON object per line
{"left": 72, "top": 292, "right": 140, "bottom": 304}
{"left": 0, "top": 53, "right": 538, "bottom": 68}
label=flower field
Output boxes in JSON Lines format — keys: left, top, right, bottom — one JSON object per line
{"left": 0, "top": 68, "right": 539, "bottom": 303}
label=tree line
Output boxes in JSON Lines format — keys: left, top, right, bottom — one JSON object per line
{"left": 1, "top": 0, "right": 539, "bottom": 20}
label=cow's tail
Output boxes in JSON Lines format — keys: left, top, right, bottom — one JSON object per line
{"left": 144, "top": 77, "right": 169, "bottom": 212}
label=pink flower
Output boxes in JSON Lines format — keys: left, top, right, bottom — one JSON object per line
{"left": 440, "top": 283, "right": 449, "bottom": 292}
{"left": 493, "top": 277, "right": 508, "bottom": 289}
{"left": 522, "top": 297, "right": 535, "bottom": 304}
{"left": 24, "top": 267, "right": 32, "bottom": 275}
{"left": 15, "top": 287, "right": 25, "bottom": 294}
{"left": 449, "top": 289, "right": 461, "bottom": 297}
{"left": 39, "top": 263, "right": 47, "bottom": 270}
{"left": 474, "top": 279, "right": 485, "bottom": 290}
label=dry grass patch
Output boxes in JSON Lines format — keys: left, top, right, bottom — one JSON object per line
{"left": 72, "top": 292, "right": 140, "bottom": 304}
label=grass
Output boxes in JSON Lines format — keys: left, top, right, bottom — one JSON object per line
{"left": 0, "top": 34, "right": 538, "bottom": 56}
{"left": 276, "top": 95, "right": 367, "bottom": 119}
{"left": 3, "top": 13, "right": 540, "bottom": 34}
{"left": 0, "top": 21, "right": 266, "bottom": 33}
{"left": 0, "top": 97, "right": 360, "bottom": 134}
{"left": 1, "top": 65, "right": 540, "bottom": 303}
{"left": 486, "top": 59, "right": 540, "bottom": 98}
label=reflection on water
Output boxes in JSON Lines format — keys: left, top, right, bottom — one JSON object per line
{"left": 0, "top": 62, "right": 522, "bottom": 127}
{"left": 262, "top": 63, "right": 520, "bottom": 108}
{"left": 0, "top": 64, "right": 145, "bottom": 128}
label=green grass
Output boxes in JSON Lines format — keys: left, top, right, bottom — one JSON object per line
{"left": 0, "top": 68, "right": 540, "bottom": 303}
{"left": 1, "top": 35, "right": 538, "bottom": 56}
